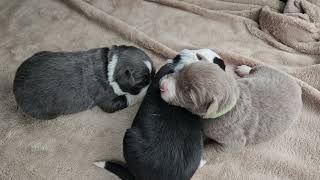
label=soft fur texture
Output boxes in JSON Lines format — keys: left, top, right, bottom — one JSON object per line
{"left": 170, "top": 49, "right": 224, "bottom": 71}
{"left": 2, "top": 1, "right": 320, "bottom": 180}
{"left": 160, "top": 61, "right": 234, "bottom": 117}
{"left": 98, "top": 62, "right": 203, "bottom": 180}
{"left": 161, "top": 60, "right": 303, "bottom": 152}
{"left": 13, "top": 45, "right": 154, "bottom": 119}
{"left": 160, "top": 49, "right": 226, "bottom": 109}
{"left": 203, "top": 64, "right": 303, "bottom": 151}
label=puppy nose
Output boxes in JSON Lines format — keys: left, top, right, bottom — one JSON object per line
{"left": 160, "top": 84, "right": 167, "bottom": 92}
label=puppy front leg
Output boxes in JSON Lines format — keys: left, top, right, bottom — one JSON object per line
{"left": 97, "top": 95, "right": 128, "bottom": 113}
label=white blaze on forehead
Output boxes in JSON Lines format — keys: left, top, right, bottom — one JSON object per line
{"left": 108, "top": 54, "right": 125, "bottom": 96}
{"left": 189, "top": 48, "right": 220, "bottom": 63}
{"left": 174, "top": 49, "right": 198, "bottom": 71}
{"left": 180, "top": 49, "right": 198, "bottom": 63}
{"left": 144, "top": 61, "right": 152, "bottom": 73}
{"left": 174, "top": 49, "right": 220, "bottom": 71}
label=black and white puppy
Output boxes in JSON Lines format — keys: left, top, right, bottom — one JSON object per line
{"left": 94, "top": 59, "right": 204, "bottom": 180}
{"left": 13, "top": 45, "right": 155, "bottom": 120}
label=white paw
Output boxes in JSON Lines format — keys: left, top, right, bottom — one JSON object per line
{"left": 93, "top": 161, "right": 106, "bottom": 169}
{"left": 198, "top": 159, "right": 207, "bottom": 169}
{"left": 235, "top": 65, "right": 252, "bottom": 77}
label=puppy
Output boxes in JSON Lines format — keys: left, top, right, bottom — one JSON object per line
{"left": 13, "top": 45, "right": 155, "bottom": 120}
{"left": 94, "top": 57, "right": 205, "bottom": 180}
{"left": 160, "top": 55, "right": 302, "bottom": 152}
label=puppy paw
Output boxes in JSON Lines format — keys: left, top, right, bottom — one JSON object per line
{"left": 235, "top": 65, "right": 252, "bottom": 77}
{"left": 198, "top": 159, "right": 207, "bottom": 169}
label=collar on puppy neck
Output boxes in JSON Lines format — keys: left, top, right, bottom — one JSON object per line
{"left": 205, "top": 97, "right": 238, "bottom": 119}
{"left": 205, "top": 87, "right": 239, "bottom": 119}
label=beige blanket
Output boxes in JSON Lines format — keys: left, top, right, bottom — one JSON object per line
{"left": 1, "top": 0, "right": 320, "bottom": 179}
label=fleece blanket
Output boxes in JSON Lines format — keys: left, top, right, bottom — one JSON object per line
{"left": 1, "top": 0, "right": 320, "bottom": 179}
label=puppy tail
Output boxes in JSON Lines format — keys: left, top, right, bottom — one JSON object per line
{"left": 94, "top": 161, "right": 134, "bottom": 180}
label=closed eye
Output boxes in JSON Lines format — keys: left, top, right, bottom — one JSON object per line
{"left": 196, "top": 53, "right": 203, "bottom": 61}
{"left": 143, "top": 78, "right": 150, "bottom": 85}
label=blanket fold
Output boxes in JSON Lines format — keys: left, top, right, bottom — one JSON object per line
{"left": 67, "top": 0, "right": 177, "bottom": 59}
{"left": 1, "top": 0, "right": 320, "bottom": 179}
{"left": 255, "top": 0, "right": 320, "bottom": 54}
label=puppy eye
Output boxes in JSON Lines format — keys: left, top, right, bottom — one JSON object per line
{"left": 140, "top": 76, "right": 149, "bottom": 85}
{"left": 196, "top": 54, "right": 203, "bottom": 60}
{"left": 125, "top": 69, "right": 131, "bottom": 76}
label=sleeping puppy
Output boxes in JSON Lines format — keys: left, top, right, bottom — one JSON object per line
{"left": 13, "top": 45, "right": 155, "bottom": 120}
{"left": 160, "top": 54, "right": 303, "bottom": 152}
{"left": 94, "top": 56, "right": 205, "bottom": 180}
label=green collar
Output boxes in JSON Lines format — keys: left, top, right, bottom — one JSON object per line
{"left": 208, "top": 101, "right": 237, "bottom": 119}
{"left": 205, "top": 96, "right": 238, "bottom": 119}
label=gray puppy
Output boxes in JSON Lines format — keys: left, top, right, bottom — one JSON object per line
{"left": 160, "top": 53, "right": 302, "bottom": 152}
{"left": 13, "top": 45, "right": 154, "bottom": 120}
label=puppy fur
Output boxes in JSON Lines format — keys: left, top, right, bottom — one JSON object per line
{"left": 161, "top": 61, "right": 234, "bottom": 117}
{"left": 97, "top": 61, "right": 203, "bottom": 180}
{"left": 161, "top": 58, "right": 302, "bottom": 152}
{"left": 170, "top": 49, "right": 225, "bottom": 71}
{"left": 13, "top": 45, "right": 155, "bottom": 120}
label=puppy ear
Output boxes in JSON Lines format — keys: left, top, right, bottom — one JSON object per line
{"left": 204, "top": 99, "right": 219, "bottom": 118}
{"left": 124, "top": 68, "right": 133, "bottom": 78}
{"left": 189, "top": 89, "right": 200, "bottom": 108}
{"left": 189, "top": 88, "right": 206, "bottom": 111}
{"left": 213, "top": 57, "right": 226, "bottom": 71}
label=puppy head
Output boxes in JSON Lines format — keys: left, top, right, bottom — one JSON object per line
{"left": 160, "top": 61, "right": 235, "bottom": 117}
{"left": 108, "top": 45, "right": 155, "bottom": 95}
{"left": 173, "top": 49, "right": 225, "bottom": 71}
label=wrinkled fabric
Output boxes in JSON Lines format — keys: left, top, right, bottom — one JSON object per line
{"left": 1, "top": 0, "right": 320, "bottom": 179}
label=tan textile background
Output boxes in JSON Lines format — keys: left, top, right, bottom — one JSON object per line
{"left": 0, "top": 0, "right": 320, "bottom": 179}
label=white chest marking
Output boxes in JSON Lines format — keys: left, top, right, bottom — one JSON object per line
{"left": 144, "top": 61, "right": 152, "bottom": 73}
{"left": 107, "top": 54, "right": 125, "bottom": 96}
